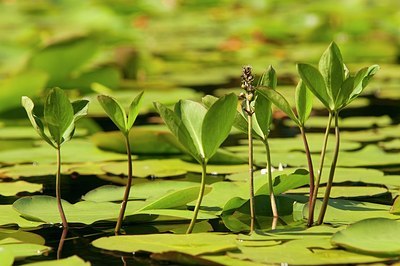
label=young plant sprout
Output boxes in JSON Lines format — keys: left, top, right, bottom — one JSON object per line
{"left": 154, "top": 93, "right": 237, "bottom": 234}
{"left": 97, "top": 91, "right": 144, "bottom": 234}
{"left": 297, "top": 42, "right": 379, "bottom": 225}
{"left": 258, "top": 77, "right": 315, "bottom": 226}
{"left": 237, "top": 66, "right": 279, "bottom": 231}
{"left": 21, "top": 87, "right": 89, "bottom": 229}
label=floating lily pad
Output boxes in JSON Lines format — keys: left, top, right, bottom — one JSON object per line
{"left": 0, "top": 248, "right": 13, "bottom": 266}
{"left": 0, "top": 243, "right": 50, "bottom": 260}
{"left": 231, "top": 237, "right": 388, "bottom": 265}
{"left": 331, "top": 218, "right": 400, "bottom": 256}
{"left": 92, "top": 233, "right": 237, "bottom": 256}
{"left": 0, "top": 139, "right": 126, "bottom": 164}
{"left": 0, "top": 127, "right": 87, "bottom": 140}
{"left": 289, "top": 186, "right": 388, "bottom": 199}
{"left": 341, "top": 124, "right": 400, "bottom": 142}
{"left": 0, "top": 229, "right": 44, "bottom": 245}
{"left": 0, "top": 181, "right": 42, "bottom": 196}
{"left": 13, "top": 186, "right": 215, "bottom": 225}
{"left": 379, "top": 139, "right": 400, "bottom": 150}
{"left": 91, "top": 128, "right": 181, "bottom": 155}
{"left": 22, "top": 255, "right": 90, "bottom": 266}
{"left": 335, "top": 145, "right": 400, "bottom": 167}
{"left": 102, "top": 159, "right": 248, "bottom": 177}
{"left": 0, "top": 205, "right": 43, "bottom": 228}
{"left": 284, "top": 115, "right": 392, "bottom": 129}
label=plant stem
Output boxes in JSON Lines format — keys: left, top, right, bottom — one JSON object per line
{"left": 246, "top": 101, "right": 256, "bottom": 234}
{"left": 56, "top": 146, "right": 68, "bottom": 229}
{"left": 309, "top": 112, "right": 333, "bottom": 225}
{"left": 300, "top": 126, "right": 315, "bottom": 227}
{"left": 57, "top": 228, "right": 68, "bottom": 259}
{"left": 115, "top": 134, "right": 133, "bottom": 235}
{"left": 264, "top": 139, "right": 278, "bottom": 229}
{"left": 317, "top": 112, "right": 340, "bottom": 225}
{"left": 186, "top": 161, "right": 207, "bottom": 234}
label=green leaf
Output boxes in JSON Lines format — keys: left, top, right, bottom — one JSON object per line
{"left": 258, "top": 65, "right": 277, "bottom": 89}
{"left": 43, "top": 88, "right": 74, "bottom": 145}
{"left": 350, "top": 64, "right": 380, "bottom": 101}
{"left": 202, "top": 93, "right": 237, "bottom": 159}
{"left": 21, "top": 96, "right": 55, "bottom": 148}
{"left": 318, "top": 42, "right": 344, "bottom": 103}
{"left": 177, "top": 100, "right": 207, "bottom": 159}
{"left": 21, "top": 256, "right": 90, "bottom": 266}
{"left": 0, "top": 248, "right": 13, "bottom": 266}
{"left": 62, "top": 99, "right": 90, "bottom": 143}
{"left": 154, "top": 102, "right": 199, "bottom": 161}
{"left": 0, "top": 181, "right": 42, "bottom": 196}
{"left": 127, "top": 91, "right": 144, "bottom": 129}
{"left": 97, "top": 95, "right": 127, "bottom": 133}
{"left": 295, "top": 80, "right": 313, "bottom": 125}
{"left": 297, "top": 63, "right": 332, "bottom": 110}
{"left": 335, "top": 76, "right": 355, "bottom": 110}
{"left": 92, "top": 233, "right": 237, "bottom": 256}
{"left": 331, "top": 218, "right": 400, "bottom": 256}
{"left": 257, "top": 88, "right": 299, "bottom": 126}
{"left": 253, "top": 93, "right": 272, "bottom": 139}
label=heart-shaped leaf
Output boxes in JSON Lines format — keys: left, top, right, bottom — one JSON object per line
{"left": 43, "top": 88, "right": 75, "bottom": 145}
{"left": 97, "top": 95, "right": 127, "bottom": 133}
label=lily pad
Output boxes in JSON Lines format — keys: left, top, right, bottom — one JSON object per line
{"left": 0, "top": 139, "right": 126, "bottom": 164}
{"left": 92, "top": 233, "right": 237, "bottom": 256}
{"left": 331, "top": 218, "right": 400, "bottom": 256}
{"left": 0, "top": 181, "right": 42, "bottom": 196}
{"left": 289, "top": 186, "right": 388, "bottom": 199}
{"left": 22, "top": 255, "right": 90, "bottom": 266}
{"left": 335, "top": 145, "right": 400, "bottom": 167}
{"left": 0, "top": 205, "right": 43, "bottom": 228}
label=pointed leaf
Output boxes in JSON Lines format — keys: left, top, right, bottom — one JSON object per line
{"left": 350, "top": 64, "right": 380, "bottom": 100}
{"left": 202, "top": 93, "right": 237, "bottom": 160}
{"left": 257, "top": 87, "right": 300, "bottom": 126}
{"left": 21, "top": 97, "right": 55, "bottom": 148}
{"left": 127, "top": 91, "right": 144, "bottom": 129}
{"left": 97, "top": 95, "right": 127, "bottom": 133}
{"left": 154, "top": 102, "right": 200, "bottom": 162}
{"left": 43, "top": 88, "right": 74, "bottom": 145}
{"left": 178, "top": 100, "right": 207, "bottom": 158}
{"left": 253, "top": 92, "right": 272, "bottom": 139}
{"left": 62, "top": 99, "right": 90, "bottom": 143}
{"left": 318, "top": 42, "right": 344, "bottom": 103}
{"left": 297, "top": 63, "right": 332, "bottom": 110}
{"left": 258, "top": 65, "right": 277, "bottom": 89}
{"left": 295, "top": 80, "right": 313, "bottom": 125}
{"left": 201, "top": 95, "right": 218, "bottom": 109}
{"left": 336, "top": 76, "right": 355, "bottom": 110}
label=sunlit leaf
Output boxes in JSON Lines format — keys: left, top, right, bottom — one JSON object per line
{"left": 127, "top": 91, "right": 144, "bottom": 129}
{"left": 97, "top": 95, "right": 127, "bottom": 133}
{"left": 295, "top": 80, "right": 313, "bottom": 125}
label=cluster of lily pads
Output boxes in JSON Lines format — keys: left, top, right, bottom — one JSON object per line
{"left": 0, "top": 42, "right": 397, "bottom": 265}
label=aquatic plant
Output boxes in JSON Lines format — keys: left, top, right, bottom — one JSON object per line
{"left": 97, "top": 92, "right": 144, "bottom": 234}
{"left": 21, "top": 87, "right": 89, "bottom": 229}
{"left": 154, "top": 93, "right": 237, "bottom": 233}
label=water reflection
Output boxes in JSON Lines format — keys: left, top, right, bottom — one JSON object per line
{"left": 57, "top": 227, "right": 68, "bottom": 259}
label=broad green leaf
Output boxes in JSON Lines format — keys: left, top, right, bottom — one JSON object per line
{"left": 97, "top": 95, "right": 127, "bottom": 133}
{"left": 177, "top": 100, "right": 207, "bottom": 159}
{"left": 295, "top": 80, "right": 313, "bottom": 125}
{"left": 331, "top": 218, "right": 400, "bottom": 256}
{"left": 0, "top": 229, "right": 44, "bottom": 245}
{"left": 201, "top": 95, "right": 218, "bottom": 109}
{"left": 43, "top": 88, "right": 74, "bottom": 145}
{"left": 92, "top": 233, "right": 237, "bottom": 256}
{"left": 318, "top": 42, "right": 344, "bottom": 103}
{"left": 0, "top": 243, "right": 50, "bottom": 260}
{"left": 21, "top": 97, "right": 55, "bottom": 148}
{"left": 289, "top": 186, "right": 388, "bottom": 199}
{"left": 351, "top": 64, "right": 380, "bottom": 101}
{"left": 0, "top": 70, "right": 47, "bottom": 114}
{"left": 258, "top": 65, "right": 277, "bottom": 89}
{"left": 297, "top": 63, "right": 332, "bottom": 110}
{"left": 0, "top": 248, "right": 13, "bottom": 266}
{"left": 335, "top": 76, "right": 355, "bottom": 110}
{"left": 0, "top": 181, "right": 42, "bottom": 196}
{"left": 62, "top": 99, "right": 90, "bottom": 143}
{"left": 390, "top": 196, "right": 400, "bottom": 214}
{"left": 127, "top": 91, "right": 144, "bottom": 129}
{"left": 256, "top": 169, "right": 309, "bottom": 195}
{"left": 22, "top": 255, "right": 90, "bottom": 266}
{"left": 257, "top": 88, "right": 299, "bottom": 125}
{"left": 154, "top": 102, "right": 199, "bottom": 161}
{"left": 202, "top": 93, "right": 237, "bottom": 159}
{"left": 28, "top": 36, "right": 97, "bottom": 86}
{"left": 253, "top": 93, "right": 272, "bottom": 139}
